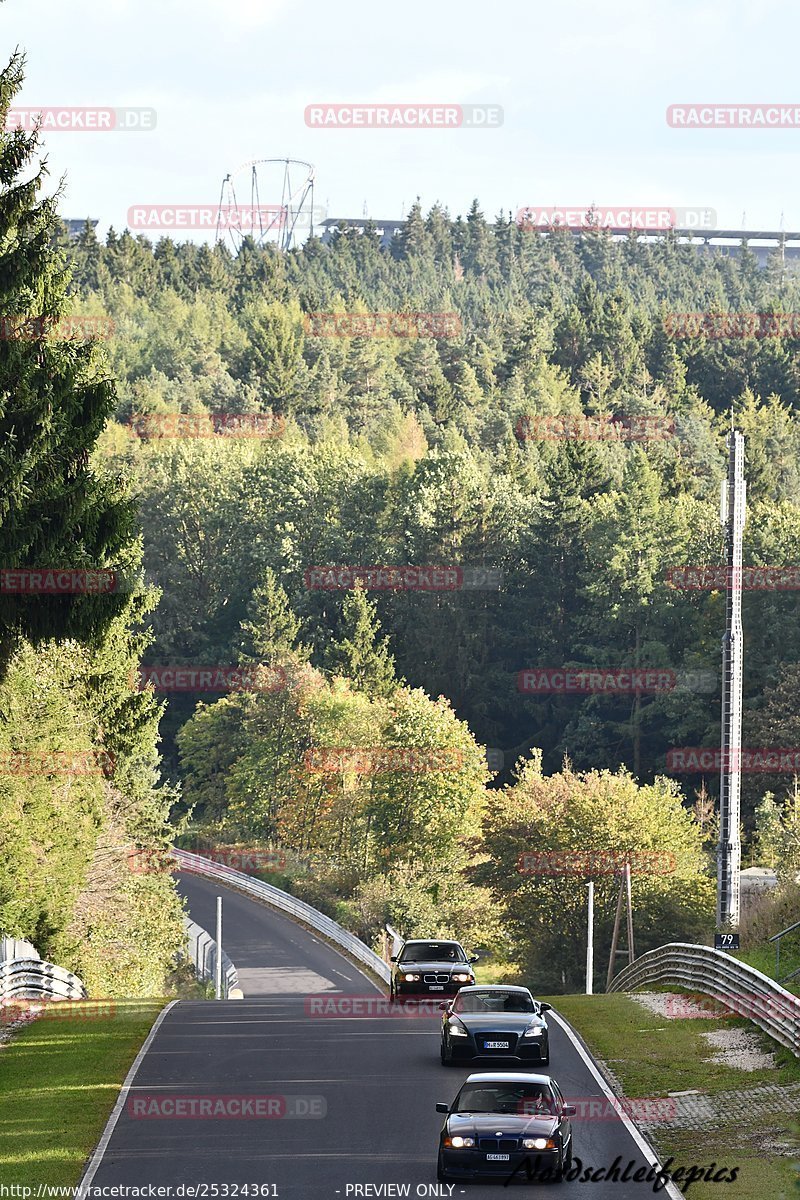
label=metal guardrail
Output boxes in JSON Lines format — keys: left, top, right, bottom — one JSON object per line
{"left": 608, "top": 941, "right": 800, "bottom": 1057}
{"left": 1, "top": 936, "right": 38, "bottom": 963}
{"left": 0, "top": 957, "right": 87, "bottom": 1001}
{"left": 385, "top": 923, "right": 404, "bottom": 957}
{"left": 184, "top": 916, "right": 242, "bottom": 999}
{"left": 174, "top": 849, "right": 391, "bottom": 986}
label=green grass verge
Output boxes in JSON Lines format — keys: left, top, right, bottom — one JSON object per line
{"left": 0, "top": 1000, "right": 165, "bottom": 1187}
{"left": 736, "top": 945, "right": 800, "bottom": 994}
{"left": 548, "top": 992, "right": 800, "bottom": 1200}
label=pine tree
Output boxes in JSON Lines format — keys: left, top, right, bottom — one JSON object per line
{"left": 240, "top": 568, "right": 309, "bottom": 664}
{"left": 324, "top": 585, "right": 397, "bottom": 698}
{"left": 0, "top": 51, "right": 137, "bottom": 671}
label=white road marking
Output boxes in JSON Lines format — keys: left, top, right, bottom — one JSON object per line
{"left": 548, "top": 1010, "right": 685, "bottom": 1199}
{"left": 79, "top": 999, "right": 179, "bottom": 1191}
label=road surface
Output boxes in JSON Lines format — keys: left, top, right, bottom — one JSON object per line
{"left": 82, "top": 872, "right": 681, "bottom": 1197}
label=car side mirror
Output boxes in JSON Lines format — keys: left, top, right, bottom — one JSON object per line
{"left": 469, "top": 954, "right": 479, "bottom": 963}
{"left": 390, "top": 956, "right": 397, "bottom": 963}
{"left": 436, "top": 1102, "right": 449, "bottom": 1114}
{"left": 539, "top": 1002, "right": 552, "bottom": 1012}
{"left": 562, "top": 1105, "right": 577, "bottom": 1116}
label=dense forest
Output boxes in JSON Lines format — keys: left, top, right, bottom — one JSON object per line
{"left": 3, "top": 40, "right": 800, "bottom": 989}
{"left": 68, "top": 206, "right": 800, "bottom": 806}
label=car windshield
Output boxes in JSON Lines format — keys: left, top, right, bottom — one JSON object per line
{"left": 453, "top": 990, "right": 535, "bottom": 1014}
{"left": 401, "top": 942, "right": 466, "bottom": 963}
{"left": 453, "top": 1084, "right": 557, "bottom": 1115}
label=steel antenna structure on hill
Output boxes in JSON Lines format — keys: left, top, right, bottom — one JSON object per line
{"left": 717, "top": 429, "right": 746, "bottom": 931}
{"left": 215, "top": 159, "right": 315, "bottom": 253}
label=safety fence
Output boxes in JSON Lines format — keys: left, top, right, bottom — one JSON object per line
{"left": 174, "top": 848, "right": 391, "bottom": 985}
{"left": 184, "top": 915, "right": 242, "bottom": 998}
{"left": 609, "top": 941, "right": 800, "bottom": 1056}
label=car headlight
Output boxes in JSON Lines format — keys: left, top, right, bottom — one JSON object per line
{"left": 523, "top": 1137, "right": 555, "bottom": 1150}
{"left": 522, "top": 1022, "right": 545, "bottom": 1038}
{"left": 451, "top": 972, "right": 472, "bottom": 983}
{"left": 449, "top": 1136, "right": 475, "bottom": 1148}
{"left": 447, "top": 1019, "right": 468, "bottom": 1037}
{"left": 403, "top": 973, "right": 421, "bottom": 982}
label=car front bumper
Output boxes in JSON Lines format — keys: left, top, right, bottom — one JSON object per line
{"left": 439, "top": 1147, "right": 561, "bottom": 1180}
{"left": 449, "top": 1047, "right": 548, "bottom": 1063}
{"left": 395, "top": 979, "right": 471, "bottom": 995}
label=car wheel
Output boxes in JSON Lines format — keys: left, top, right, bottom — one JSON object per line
{"left": 389, "top": 982, "right": 396, "bottom": 1003}
{"left": 554, "top": 1140, "right": 572, "bottom": 1181}
{"left": 440, "top": 1039, "right": 452, "bottom": 1066}
{"left": 436, "top": 1151, "right": 451, "bottom": 1182}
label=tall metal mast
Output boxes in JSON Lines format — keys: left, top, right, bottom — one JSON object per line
{"left": 717, "top": 429, "right": 746, "bottom": 930}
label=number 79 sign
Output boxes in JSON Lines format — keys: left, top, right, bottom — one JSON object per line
{"left": 714, "top": 932, "right": 740, "bottom": 951}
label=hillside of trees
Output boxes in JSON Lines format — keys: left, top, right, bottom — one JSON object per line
{"left": 63, "top": 205, "right": 800, "bottom": 985}
{"left": 69, "top": 208, "right": 800, "bottom": 806}
{"left": 4, "top": 35, "right": 800, "bottom": 990}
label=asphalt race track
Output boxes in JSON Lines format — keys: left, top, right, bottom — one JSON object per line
{"left": 82, "top": 873, "right": 683, "bottom": 1197}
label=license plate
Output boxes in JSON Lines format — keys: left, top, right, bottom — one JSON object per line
{"left": 429, "top": 985, "right": 444, "bottom": 990}
{"left": 486, "top": 1154, "right": 510, "bottom": 1161}
{"left": 485, "top": 1040, "right": 509, "bottom": 1049}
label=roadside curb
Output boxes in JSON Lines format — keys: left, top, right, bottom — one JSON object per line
{"left": 79, "top": 999, "right": 180, "bottom": 1190}
{"left": 549, "top": 1009, "right": 685, "bottom": 1199}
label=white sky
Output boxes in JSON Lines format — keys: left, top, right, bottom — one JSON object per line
{"left": 3, "top": 0, "right": 800, "bottom": 242}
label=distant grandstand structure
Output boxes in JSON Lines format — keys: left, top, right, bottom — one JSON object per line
{"left": 320, "top": 218, "right": 800, "bottom": 265}
{"left": 63, "top": 218, "right": 98, "bottom": 240}
{"left": 319, "top": 218, "right": 405, "bottom": 249}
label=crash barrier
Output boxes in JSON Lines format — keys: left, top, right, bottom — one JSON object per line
{"left": 608, "top": 941, "right": 800, "bottom": 1057}
{"left": 0, "top": 935, "right": 38, "bottom": 963}
{"left": 0, "top": 956, "right": 87, "bottom": 1002}
{"left": 184, "top": 915, "right": 243, "bottom": 999}
{"left": 173, "top": 849, "right": 391, "bottom": 985}
{"left": 385, "top": 923, "right": 404, "bottom": 957}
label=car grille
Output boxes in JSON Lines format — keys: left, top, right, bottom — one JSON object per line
{"left": 477, "top": 1031, "right": 519, "bottom": 1052}
{"left": 423, "top": 973, "right": 450, "bottom": 983}
{"left": 478, "top": 1137, "right": 519, "bottom": 1153}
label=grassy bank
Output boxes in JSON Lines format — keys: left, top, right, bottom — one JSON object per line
{"left": 0, "top": 1000, "right": 164, "bottom": 1186}
{"left": 551, "top": 992, "right": 800, "bottom": 1200}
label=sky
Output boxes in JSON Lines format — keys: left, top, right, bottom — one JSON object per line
{"left": 4, "top": 0, "right": 800, "bottom": 245}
